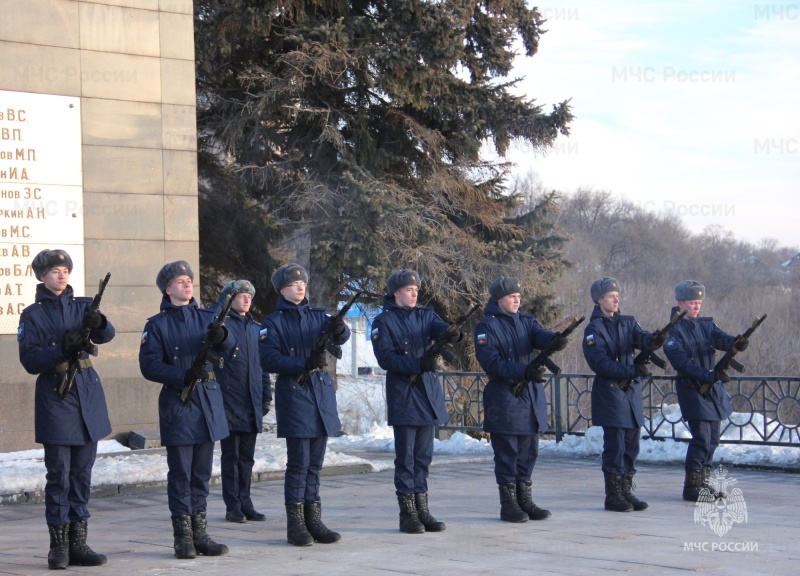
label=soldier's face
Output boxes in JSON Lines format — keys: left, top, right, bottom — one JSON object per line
{"left": 280, "top": 281, "right": 306, "bottom": 304}
{"left": 678, "top": 299, "right": 702, "bottom": 318}
{"left": 394, "top": 285, "right": 418, "bottom": 307}
{"left": 41, "top": 266, "right": 69, "bottom": 295}
{"left": 166, "top": 275, "right": 193, "bottom": 305}
{"left": 232, "top": 292, "right": 252, "bottom": 315}
{"left": 497, "top": 293, "right": 521, "bottom": 314}
{"left": 598, "top": 291, "right": 620, "bottom": 316}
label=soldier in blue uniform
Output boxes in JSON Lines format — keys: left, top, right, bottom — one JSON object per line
{"left": 212, "top": 280, "right": 272, "bottom": 523}
{"left": 138, "top": 261, "right": 230, "bottom": 559}
{"left": 18, "top": 249, "right": 113, "bottom": 569}
{"left": 371, "top": 269, "right": 459, "bottom": 534}
{"left": 473, "top": 277, "right": 567, "bottom": 523}
{"left": 582, "top": 277, "right": 665, "bottom": 512}
{"left": 259, "top": 263, "right": 350, "bottom": 546}
{"left": 663, "top": 280, "right": 746, "bottom": 501}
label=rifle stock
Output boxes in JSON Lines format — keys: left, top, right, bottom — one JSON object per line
{"left": 513, "top": 315, "right": 585, "bottom": 396}
{"left": 58, "top": 272, "right": 111, "bottom": 399}
{"left": 699, "top": 313, "right": 767, "bottom": 397}
{"left": 411, "top": 303, "right": 482, "bottom": 385}
{"left": 179, "top": 294, "right": 235, "bottom": 404}
{"left": 619, "top": 310, "right": 686, "bottom": 391}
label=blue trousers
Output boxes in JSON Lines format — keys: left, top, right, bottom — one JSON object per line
{"left": 601, "top": 426, "right": 640, "bottom": 476}
{"left": 220, "top": 431, "right": 258, "bottom": 513}
{"left": 490, "top": 433, "right": 539, "bottom": 485}
{"left": 43, "top": 443, "right": 97, "bottom": 525}
{"left": 166, "top": 442, "right": 214, "bottom": 517}
{"left": 393, "top": 425, "right": 434, "bottom": 495}
{"left": 284, "top": 436, "right": 327, "bottom": 504}
{"left": 685, "top": 420, "right": 720, "bottom": 472}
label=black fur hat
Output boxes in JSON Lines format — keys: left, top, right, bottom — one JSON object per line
{"left": 220, "top": 279, "right": 255, "bottom": 301}
{"left": 590, "top": 277, "right": 620, "bottom": 303}
{"left": 31, "top": 249, "right": 73, "bottom": 280}
{"left": 156, "top": 260, "right": 194, "bottom": 293}
{"left": 386, "top": 269, "right": 421, "bottom": 295}
{"left": 489, "top": 276, "right": 523, "bottom": 301}
{"left": 271, "top": 263, "right": 308, "bottom": 293}
{"left": 675, "top": 280, "right": 705, "bottom": 301}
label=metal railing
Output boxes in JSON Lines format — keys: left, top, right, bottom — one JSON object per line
{"left": 437, "top": 372, "right": 800, "bottom": 447}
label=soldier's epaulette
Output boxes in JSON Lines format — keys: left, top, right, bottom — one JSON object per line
{"left": 146, "top": 311, "right": 163, "bottom": 322}
{"left": 617, "top": 314, "right": 635, "bottom": 321}
{"left": 74, "top": 296, "right": 93, "bottom": 304}
{"left": 310, "top": 306, "right": 328, "bottom": 312}
{"left": 518, "top": 311, "right": 537, "bottom": 320}
{"left": 482, "top": 315, "right": 499, "bottom": 325}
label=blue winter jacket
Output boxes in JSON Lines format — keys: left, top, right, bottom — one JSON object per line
{"left": 583, "top": 305, "right": 654, "bottom": 429}
{"left": 370, "top": 296, "right": 450, "bottom": 427}
{"left": 259, "top": 297, "right": 349, "bottom": 438}
{"left": 210, "top": 298, "right": 272, "bottom": 433}
{"left": 18, "top": 284, "right": 114, "bottom": 445}
{"left": 664, "top": 307, "right": 736, "bottom": 421}
{"left": 474, "top": 300, "right": 557, "bottom": 435}
{"left": 138, "top": 297, "right": 231, "bottom": 445}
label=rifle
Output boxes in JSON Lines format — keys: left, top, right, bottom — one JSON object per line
{"left": 699, "top": 314, "right": 767, "bottom": 397}
{"left": 619, "top": 310, "right": 687, "bottom": 391}
{"left": 411, "top": 302, "right": 482, "bottom": 385}
{"left": 297, "top": 291, "right": 363, "bottom": 385}
{"left": 58, "top": 272, "right": 111, "bottom": 399}
{"left": 179, "top": 294, "right": 235, "bottom": 404}
{"left": 512, "top": 315, "right": 585, "bottom": 396}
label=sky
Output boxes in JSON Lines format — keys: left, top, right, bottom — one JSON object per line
{"left": 1, "top": 377, "right": 798, "bottom": 496}
{"left": 501, "top": 0, "right": 799, "bottom": 249}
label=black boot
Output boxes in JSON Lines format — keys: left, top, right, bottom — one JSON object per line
{"left": 68, "top": 520, "right": 107, "bottom": 566}
{"left": 683, "top": 469, "right": 704, "bottom": 502}
{"left": 604, "top": 475, "right": 634, "bottom": 512}
{"left": 47, "top": 523, "right": 69, "bottom": 570}
{"left": 415, "top": 492, "right": 446, "bottom": 532}
{"left": 286, "top": 503, "right": 313, "bottom": 546}
{"left": 304, "top": 501, "right": 341, "bottom": 543}
{"left": 191, "top": 511, "right": 228, "bottom": 556}
{"left": 498, "top": 483, "right": 529, "bottom": 523}
{"left": 397, "top": 494, "right": 425, "bottom": 534}
{"left": 171, "top": 515, "right": 196, "bottom": 559}
{"left": 516, "top": 481, "right": 552, "bottom": 520}
{"left": 703, "top": 466, "right": 724, "bottom": 499}
{"left": 621, "top": 474, "right": 648, "bottom": 511}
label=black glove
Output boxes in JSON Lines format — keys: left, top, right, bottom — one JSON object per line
{"left": 305, "top": 350, "right": 327, "bottom": 371}
{"left": 444, "top": 328, "right": 462, "bottom": 344}
{"left": 82, "top": 308, "right": 103, "bottom": 330}
{"left": 550, "top": 335, "right": 568, "bottom": 352}
{"left": 634, "top": 362, "right": 652, "bottom": 378}
{"left": 61, "top": 332, "right": 86, "bottom": 356}
{"left": 650, "top": 330, "right": 668, "bottom": 349}
{"left": 326, "top": 315, "right": 346, "bottom": 335}
{"left": 206, "top": 324, "right": 226, "bottom": 345}
{"left": 524, "top": 362, "right": 546, "bottom": 383}
{"left": 420, "top": 351, "right": 438, "bottom": 373}
{"left": 713, "top": 369, "right": 730, "bottom": 383}
{"left": 184, "top": 365, "right": 209, "bottom": 387}
{"left": 733, "top": 337, "right": 749, "bottom": 352}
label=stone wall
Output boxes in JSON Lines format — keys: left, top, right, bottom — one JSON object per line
{"left": 0, "top": 0, "right": 197, "bottom": 451}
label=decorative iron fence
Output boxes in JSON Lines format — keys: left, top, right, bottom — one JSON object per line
{"left": 437, "top": 372, "right": 800, "bottom": 447}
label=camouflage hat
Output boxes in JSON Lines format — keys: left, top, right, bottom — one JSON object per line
{"left": 31, "top": 249, "right": 73, "bottom": 280}
{"left": 590, "top": 277, "right": 621, "bottom": 303}
{"left": 220, "top": 279, "right": 255, "bottom": 302}
{"left": 386, "top": 269, "right": 421, "bottom": 295}
{"left": 271, "top": 263, "right": 308, "bottom": 293}
{"left": 675, "top": 279, "right": 705, "bottom": 301}
{"left": 156, "top": 260, "right": 194, "bottom": 293}
{"left": 489, "top": 276, "right": 523, "bottom": 302}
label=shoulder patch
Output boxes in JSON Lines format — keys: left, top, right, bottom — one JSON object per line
{"left": 585, "top": 334, "right": 595, "bottom": 346}
{"left": 140, "top": 330, "right": 148, "bottom": 346}
{"left": 371, "top": 327, "right": 380, "bottom": 341}
{"left": 476, "top": 333, "right": 487, "bottom": 346}
{"left": 259, "top": 327, "right": 269, "bottom": 340}
{"left": 17, "top": 322, "right": 24, "bottom": 342}
{"left": 665, "top": 337, "right": 677, "bottom": 350}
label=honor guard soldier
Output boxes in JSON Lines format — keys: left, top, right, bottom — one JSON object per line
{"left": 474, "top": 277, "right": 568, "bottom": 523}
{"left": 582, "top": 277, "right": 665, "bottom": 512}
{"left": 138, "top": 261, "right": 230, "bottom": 559}
{"left": 212, "top": 280, "right": 272, "bottom": 523}
{"left": 259, "top": 263, "right": 350, "bottom": 546}
{"left": 18, "top": 249, "right": 113, "bottom": 569}
{"left": 664, "top": 280, "right": 747, "bottom": 501}
{"left": 371, "top": 269, "right": 459, "bottom": 534}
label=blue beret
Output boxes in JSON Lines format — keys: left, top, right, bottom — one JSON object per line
{"left": 271, "top": 263, "right": 308, "bottom": 293}
{"left": 32, "top": 249, "right": 73, "bottom": 280}
{"left": 387, "top": 269, "right": 421, "bottom": 295}
{"left": 590, "top": 277, "right": 621, "bottom": 302}
{"left": 156, "top": 260, "right": 194, "bottom": 293}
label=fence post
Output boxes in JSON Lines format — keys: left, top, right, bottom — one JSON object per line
{"left": 553, "top": 373, "right": 565, "bottom": 443}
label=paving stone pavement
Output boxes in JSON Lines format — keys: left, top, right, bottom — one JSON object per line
{"left": 0, "top": 456, "right": 798, "bottom": 575}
